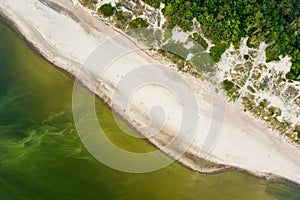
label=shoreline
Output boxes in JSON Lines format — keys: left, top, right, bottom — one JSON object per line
{"left": 0, "top": 7, "right": 230, "bottom": 174}
{"left": 1, "top": 0, "right": 300, "bottom": 186}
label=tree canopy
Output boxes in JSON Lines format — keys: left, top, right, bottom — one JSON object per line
{"left": 142, "top": 0, "right": 300, "bottom": 80}
{"left": 98, "top": 3, "right": 115, "bottom": 17}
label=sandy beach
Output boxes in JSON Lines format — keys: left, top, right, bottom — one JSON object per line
{"left": 1, "top": 0, "right": 300, "bottom": 185}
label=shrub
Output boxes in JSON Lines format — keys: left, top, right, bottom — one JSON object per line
{"left": 210, "top": 43, "right": 229, "bottom": 62}
{"left": 129, "top": 18, "right": 149, "bottom": 29}
{"left": 98, "top": 3, "right": 115, "bottom": 17}
{"left": 222, "top": 79, "right": 234, "bottom": 91}
{"left": 80, "top": 0, "right": 97, "bottom": 8}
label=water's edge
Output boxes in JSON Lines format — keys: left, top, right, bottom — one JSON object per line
{"left": 0, "top": 11, "right": 299, "bottom": 187}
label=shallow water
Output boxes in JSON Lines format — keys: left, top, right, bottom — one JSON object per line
{"left": 0, "top": 20, "right": 300, "bottom": 200}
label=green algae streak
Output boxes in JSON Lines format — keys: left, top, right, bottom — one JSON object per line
{"left": 0, "top": 20, "right": 300, "bottom": 200}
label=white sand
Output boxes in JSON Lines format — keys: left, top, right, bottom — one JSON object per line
{"left": 2, "top": 0, "right": 300, "bottom": 184}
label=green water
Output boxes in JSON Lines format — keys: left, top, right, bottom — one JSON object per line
{"left": 0, "top": 21, "right": 300, "bottom": 200}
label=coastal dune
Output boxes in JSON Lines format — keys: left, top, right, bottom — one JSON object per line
{"left": 2, "top": 0, "right": 300, "bottom": 184}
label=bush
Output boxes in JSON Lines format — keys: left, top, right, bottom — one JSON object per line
{"left": 210, "top": 43, "right": 229, "bottom": 62}
{"left": 164, "top": 30, "right": 172, "bottom": 40}
{"left": 192, "top": 32, "right": 208, "bottom": 50}
{"left": 80, "top": 0, "right": 97, "bottom": 9}
{"left": 295, "top": 125, "right": 300, "bottom": 138}
{"left": 286, "top": 71, "right": 297, "bottom": 80}
{"left": 143, "top": 0, "right": 161, "bottom": 8}
{"left": 222, "top": 79, "right": 234, "bottom": 91}
{"left": 98, "top": 3, "right": 115, "bottom": 17}
{"left": 244, "top": 55, "right": 250, "bottom": 60}
{"left": 129, "top": 18, "right": 149, "bottom": 29}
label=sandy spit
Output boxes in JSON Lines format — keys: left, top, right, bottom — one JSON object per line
{"left": 1, "top": 0, "right": 300, "bottom": 185}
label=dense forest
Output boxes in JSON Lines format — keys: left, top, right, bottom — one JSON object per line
{"left": 144, "top": 0, "right": 300, "bottom": 80}
{"left": 81, "top": 0, "right": 300, "bottom": 80}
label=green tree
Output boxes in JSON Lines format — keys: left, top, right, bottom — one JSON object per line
{"left": 98, "top": 3, "right": 115, "bottom": 17}
{"left": 222, "top": 79, "right": 234, "bottom": 91}
{"left": 210, "top": 43, "right": 229, "bottom": 62}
